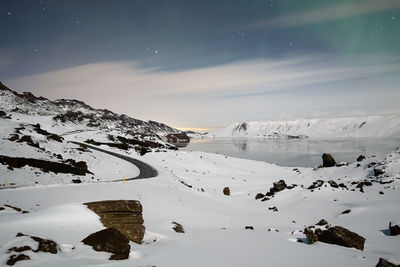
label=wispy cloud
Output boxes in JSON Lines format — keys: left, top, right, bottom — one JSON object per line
{"left": 249, "top": 0, "right": 400, "bottom": 30}
{"left": 6, "top": 53, "right": 400, "bottom": 127}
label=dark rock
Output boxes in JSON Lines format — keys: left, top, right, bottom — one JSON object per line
{"left": 308, "top": 180, "right": 324, "bottom": 190}
{"left": 272, "top": 180, "right": 287, "bottom": 192}
{"left": 7, "top": 246, "right": 32, "bottom": 253}
{"left": 268, "top": 206, "right": 278, "bottom": 212}
{"left": 357, "top": 155, "right": 366, "bottom": 162}
{"left": 72, "top": 179, "right": 82, "bottom": 183}
{"left": 328, "top": 180, "right": 338, "bottom": 188}
{"left": 8, "top": 134, "right": 19, "bottom": 142}
{"left": 223, "top": 187, "right": 230, "bottom": 196}
{"left": 172, "top": 221, "right": 185, "bottom": 233}
{"left": 82, "top": 228, "right": 130, "bottom": 260}
{"left": 374, "top": 168, "right": 385, "bottom": 176}
{"left": 31, "top": 235, "right": 58, "bottom": 254}
{"left": 376, "top": 257, "right": 400, "bottom": 267}
{"left": 245, "top": 226, "right": 254, "bottom": 230}
{"left": 0, "top": 155, "right": 91, "bottom": 175}
{"left": 305, "top": 226, "right": 365, "bottom": 251}
{"left": 341, "top": 209, "right": 351, "bottom": 215}
{"left": 84, "top": 200, "right": 145, "bottom": 244}
{"left": 6, "top": 254, "right": 30, "bottom": 266}
{"left": 389, "top": 222, "right": 400, "bottom": 236}
{"left": 322, "top": 153, "right": 336, "bottom": 167}
{"left": 316, "top": 219, "right": 328, "bottom": 226}
{"left": 379, "top": 191, "right": 384, "bottom": 195}
{"left": 17, "top": 135, "right": 40, "bottom": 148}
{"left": 255, "top": 193, "right": 265, "bottom": 200}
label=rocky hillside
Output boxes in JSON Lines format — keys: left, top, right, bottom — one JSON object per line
{"left": 208, "top": 115, "right": 400, "bottom": 138}
{"left": 0, "top": 82, "right": 179, "bottom": 134}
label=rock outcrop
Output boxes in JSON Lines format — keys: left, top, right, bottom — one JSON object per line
{"left": 322, "top": 153, "right": 336, "bottom": 167}
{"left": 304, "top": 223, "right": 365, "bottom": 251}
{"left": 84, "top": 200, "right": 145, "bottom": 244}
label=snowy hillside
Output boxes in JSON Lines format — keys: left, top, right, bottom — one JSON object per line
{"left": 209, "top": 115, "right": 400, "bottom": 138}
{"left": 0, "top": 82, "right": 179, "bottom": 134}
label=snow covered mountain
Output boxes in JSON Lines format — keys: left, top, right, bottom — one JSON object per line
{"left": 209, "top": 115, "right": 400, "bottom": 138}
{"left": 0, "top": 82, "right": 179, "bottom": 134}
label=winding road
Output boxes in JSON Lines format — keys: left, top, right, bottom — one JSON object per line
{"left": 70, "top": 141, "right": 158, "bottom": 180}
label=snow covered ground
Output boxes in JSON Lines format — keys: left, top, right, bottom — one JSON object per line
{"left": 1, "top": 112, "right": 400, "bottom": 266}
{"left": 208, "top": 114, "right": 400, "bottom": 138}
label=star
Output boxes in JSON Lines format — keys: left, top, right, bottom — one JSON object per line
{"left": 7, "top": 11, "right": 11, "bottom": 15}
{"left": 154, "top": 50, "right": 159, "bottom": 54}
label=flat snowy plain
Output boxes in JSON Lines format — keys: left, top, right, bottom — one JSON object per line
{"left": 1, "top": 113, "right": 400, "bottom": 266}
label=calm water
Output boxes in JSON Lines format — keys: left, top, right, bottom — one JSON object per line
{"left": 181, "top": 138, "right": 400, "bottom": 167}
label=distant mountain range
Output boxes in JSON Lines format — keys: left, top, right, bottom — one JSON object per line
{"left": 0, "top": 82, "right": 179, "bottom": 134}
{"left": 208, "top": 115, "right": 400, "bottom": 138}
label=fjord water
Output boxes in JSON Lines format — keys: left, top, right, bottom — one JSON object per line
{"left": 181, "top": 138, "right": 400, "bottom": 167}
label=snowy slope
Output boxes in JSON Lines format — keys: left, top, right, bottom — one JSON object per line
{"left": 0, "top": 145, "right": 399, "bottom": 266}
{"left": 209, "top": 115, "right": 400, "bottom": 138}
{"left": 0, "top": 82, "right": 179, "bottom": 134}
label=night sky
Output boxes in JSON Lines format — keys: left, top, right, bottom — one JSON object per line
{"left": 1, "top": 0, "right": 400, "bottom": 129}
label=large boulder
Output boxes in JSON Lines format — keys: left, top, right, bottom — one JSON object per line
{"left": 322, "top": 153, "right": 336, "bottom": 167}
{"left": 82, "top": 228, "right": 130, "bottom": 260}
{"left": 84, "top": 200, "right": 145, "bottom": 244}
{"left": 304, "top": 225, "right": 365, "bottom": 251}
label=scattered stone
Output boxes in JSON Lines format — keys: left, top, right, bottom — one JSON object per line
{"left": 316, "top": 219, "right": 328, "bottom": 226}
{"left": 341, "top": 209, "right": 351, "bottom": 215}
{"left": 17, "top": 135, "right": 40, "bottom": 148}
{"left": 84, "top": 200, "right": 145, "bottom": 243}
{"left": 8, "top": 134, "right": 19, "bottom": 142}
{"left": 245, "top": 226, "right": 254, "bottom": 230}
{"left": 376, "top": 257, "right": 400, "bottom": 267}
{"left": 6, "top": 254, "right": 30, "bottom": 266}
{"left": 172, "top": 221, "right": 185, "bottom": 233}
{"left": 7, "top": 246, "right": 32, "bottom": 253}
{"left": 379, "top": 191, "right": 384, "bottom": 195}
{"left": 268, "top": 206, "right": 278, "bottom": 212}
{"left": 223, "top": 187, "right": 230, "bottom": 196}
{"left": 322, "top": 153, "right": 336, "bottom": 167}
{"left": 82, "top": 228, "right": 130, "bottom": 260}
{"left": 357, "top": 155, "right": 366, "bottom": 162}
{"left": 72, "top": 179, "right": 82, "bottom": 184}
{"left": 255, "top": 193, "right": 265, "bottom": 200}
{"left": 308, "top": 180, "right": 324, "bottom": 190}
{"left": 328, "top": 180, "right": 338, "bottom": 188}
{"left": 31, "top": 235, "right": 58, "bottom": 254}
{"left": 389, "top": 221, "right": 400, "bottom": 236}
{"left": 374, "top": 168, "right": 385, "bottom": 176}
{"left": 335, "top": 162, "right": 348, "bottom": 167}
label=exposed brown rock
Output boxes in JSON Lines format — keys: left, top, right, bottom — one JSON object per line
{"left": 357, "top": 155, "right": 366, "bottom": 162}
{"left": 223, "top": 187, "right": 230, "bottom": 196}
{"left": 84, "top": 200, "right": 145, "bottom": 244}
{"left": 172, "top": 221, "right": 185, "bottom": 233}
{"left": 82, "top": 228, "right": 130, "bottom": 260}
{"left": 6, "top": 254, "right": 30, "bottom": 266}
{"left": 304, "top": 225, "right": 365, "bottom": 251}
{"left": 322, "top": 153, "right": 336, "bottom": 167}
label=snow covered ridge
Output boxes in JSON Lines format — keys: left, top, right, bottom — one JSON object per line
{"left": 208, "top": 115, "right": 400, "bottom": 138}
{"left": 0, "top": 82, "right": 180, "bottom": 134}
